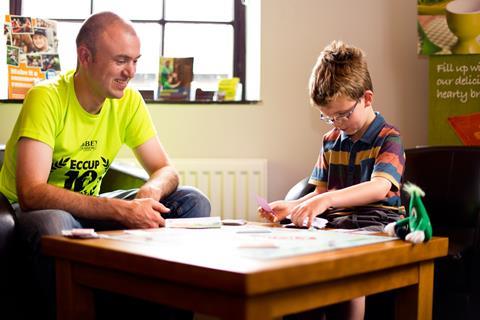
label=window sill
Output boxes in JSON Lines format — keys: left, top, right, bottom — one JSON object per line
{"left": 145, "top": 99, "right": 260, "bottom": 105}
{"left": 1, "top": 99, "right": 261, "bottom": 105}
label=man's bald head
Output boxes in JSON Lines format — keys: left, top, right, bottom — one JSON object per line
{"left": 76, "top": 11, "right": 136, "bottom": 58}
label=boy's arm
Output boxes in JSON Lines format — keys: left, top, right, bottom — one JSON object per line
{"left": 289, "top": 177, "right": 391, "bottom": 227}
{"left": 316, "top": 177, "right": 391, "bottom": 208}
{"left": 296, "top": 184, "right": 328, "bottom": 203}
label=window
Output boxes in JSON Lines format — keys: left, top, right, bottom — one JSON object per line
{"left": 10, "top": 0, "right": 260, "bottom": 101}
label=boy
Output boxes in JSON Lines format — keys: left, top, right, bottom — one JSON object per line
{"left": 258, "top": 40, "right": 405, "bottom": 319}
{"left": 30, "top": 28, "right": 52, "bottom": 52}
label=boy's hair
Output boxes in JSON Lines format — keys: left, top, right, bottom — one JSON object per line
{"left": 309, "top": 40, "right": 373, "bottom": 107}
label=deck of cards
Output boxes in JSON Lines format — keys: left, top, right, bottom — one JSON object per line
{"left": 62, "top": 228, "right": 99, "bottom": 239}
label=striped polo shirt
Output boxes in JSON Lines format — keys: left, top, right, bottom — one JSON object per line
{"left": 309, "top": 113, "right": 405, "bottom": 207}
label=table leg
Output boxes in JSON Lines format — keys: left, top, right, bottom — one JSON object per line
{"left": 395, "top": 261, "right": 434, "bottom": 320}
{"left": 56, "top": 259, "right": 94, "bottom": 320}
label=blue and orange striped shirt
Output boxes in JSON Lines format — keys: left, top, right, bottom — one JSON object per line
{"left": 309, "top": 113, "right": 405, "bottom": 207}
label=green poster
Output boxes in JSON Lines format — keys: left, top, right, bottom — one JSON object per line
{"left": 429, "top": 55, "right": 480, "bottom": 145}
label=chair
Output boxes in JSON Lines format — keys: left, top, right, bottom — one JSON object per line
{"left": 0, "top": 144, "right": 15, "bottom": 265}
{"left": 284, "top": 177, "right": 314, "bottom": 201}
{"left": 403, "top": 146, "right": 480, "bottom": 320}
{"left": 0, "top": 144, "right": 17, "bottom": 317}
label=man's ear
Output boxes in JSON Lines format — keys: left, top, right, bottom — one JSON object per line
{"left": 77, "top": 45, "right": 92, "bottom": 66}
{"left": 363, "top": 90, "right": 374, "bottom": 107}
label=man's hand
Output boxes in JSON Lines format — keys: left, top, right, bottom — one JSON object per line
{"left": 118, "top": 198, "right": 170, "bottom": 228}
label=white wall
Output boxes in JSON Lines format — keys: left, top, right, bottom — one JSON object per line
{"left": 0, "top": 0, "right": 429, "bottom": 204}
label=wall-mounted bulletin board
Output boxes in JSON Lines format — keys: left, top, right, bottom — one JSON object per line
{"left": 1, "top": 14, "right": 61, "bottom": 100}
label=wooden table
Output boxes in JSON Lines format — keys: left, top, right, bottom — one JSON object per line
{"left": 42, "top": 227, "right": 448, "bottom": 320}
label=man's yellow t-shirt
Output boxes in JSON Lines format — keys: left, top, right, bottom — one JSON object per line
{"left": 0, "top": 70, "right": 156, "bottom": 203}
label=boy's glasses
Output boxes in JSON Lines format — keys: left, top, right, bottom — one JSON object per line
{"left": 320, "top": 100, "right": 359, "bottom": 125}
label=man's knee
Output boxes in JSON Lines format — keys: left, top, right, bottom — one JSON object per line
{"left": 168, "top": 187, "right": 211, "bottom": 218}
{"left": 17, "top": 209, "right": 80, "bottom": 237}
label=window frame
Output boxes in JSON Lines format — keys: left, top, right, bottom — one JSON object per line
{"left": 9, "top": 0, "right": 247, "bottom": 101}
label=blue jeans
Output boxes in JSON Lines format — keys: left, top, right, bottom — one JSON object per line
{"left": 14, "top": 186, "right": 211, "bottom": 319}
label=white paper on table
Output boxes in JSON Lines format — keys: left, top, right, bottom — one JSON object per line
{"left": 283, "top": 215, "right": 328, "bottom": 229}
{"left": 164, "top": 216, "right": 222, "bottom": 229}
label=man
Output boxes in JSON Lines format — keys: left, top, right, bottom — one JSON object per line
{"left": 0, "top": 11, "right": 210, "bottom": 319}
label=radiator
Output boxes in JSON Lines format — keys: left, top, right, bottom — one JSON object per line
{"left": 172, "top": 159, "right": 268, "bottom": 221}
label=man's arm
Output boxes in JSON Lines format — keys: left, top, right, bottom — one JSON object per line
{"left": 133, "top": 136, "right": 179, "bottom": 201}
{"left": 16, "top": 137, "right": 165, "bottom": 228}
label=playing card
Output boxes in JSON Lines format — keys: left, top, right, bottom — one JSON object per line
{"left": 255, "top": 195, "right": 274, "bottom": 213}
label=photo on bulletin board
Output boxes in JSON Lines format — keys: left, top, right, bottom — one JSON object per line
{"left": 418, "top": 0, "right": 480, "bottom": 55}
{"left": 429, "top": 55, "right": 480, "bottom": 145}
{"left": 1, "top": 15, "right": 61, "bottom": 99}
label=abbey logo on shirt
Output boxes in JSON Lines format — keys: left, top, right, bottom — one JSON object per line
{"left": 80, "top": 140, "right": 98, "bottom": 151}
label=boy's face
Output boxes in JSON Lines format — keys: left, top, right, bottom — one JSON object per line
{"left": 32, "top": 34, "right": 47, "bottom": 51}
{"left": 318, "top": 91, "right": 374, "bottom": 140}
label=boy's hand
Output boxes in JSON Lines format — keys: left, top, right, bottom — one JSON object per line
{"left": 290, "top": 195, "right": 331, "bottom": 228}
{"left": 257, "top": 200, "right": 292, "bottom": 222}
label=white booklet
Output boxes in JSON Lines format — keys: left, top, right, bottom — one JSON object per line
{"left": 164, "top": 216, "right": 222, "bottom": 229}
{"left": 282, "top": 216, "right": 328, "bottom": 229}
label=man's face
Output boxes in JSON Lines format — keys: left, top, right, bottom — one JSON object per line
{"left": 86, "top": 24, "right": 141, "bottom": 100}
